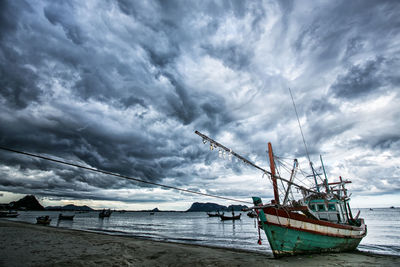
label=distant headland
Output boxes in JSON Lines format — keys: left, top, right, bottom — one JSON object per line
{"left": 0, "top": 195, "right": 248, "bottom": 212}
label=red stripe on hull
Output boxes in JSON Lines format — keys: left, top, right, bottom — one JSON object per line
{"left": 264, "top": 220, "right": 366, "bottom": 239}
{"left": 262, "top": 206, "right": 364, "bottom": 231}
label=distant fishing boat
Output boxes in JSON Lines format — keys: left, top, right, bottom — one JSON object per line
{"left": 99, "top": 209, "right": 112, "bottom": 218}
{"left": 220, "top": 213, "right": 241, "bottom": 221}
{"left": 36, "top": 216, "right": 51, "bottom": 225}
{"left": 247, "top": 210, "right": 257, "bottom": 218}
{"left": 195, "top": 130, "right": 367, "bottom": 258}
{"left": 207, "top": 211, "right": 223, "bottom": 217}
{"left": 0, "top": 210, "right": 19, "bottom": 218}
{"left": 58, "top": 213, "right": 74, "bottom": 220}
{"left": 220, "top": 209, "right": 241, "bottom": 221}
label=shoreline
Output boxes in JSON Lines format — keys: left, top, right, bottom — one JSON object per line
{"left": 1, "top": 219, "right": 400, "bottom": 266}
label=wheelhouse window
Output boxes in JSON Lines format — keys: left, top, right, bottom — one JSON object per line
{"left": 328, "top": 204, "right": 336, "bottom": 211}
{"left": 317, "top": 204, "right": 325, "bottom": 211}
{"left": 308, "top": 203, "right": 316, "bottom": 211}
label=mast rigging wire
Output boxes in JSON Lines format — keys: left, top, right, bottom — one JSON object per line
{"left": 195, "top": 131, "right": 320, "bottom": 195}
{"left": 0, "top": 146, "right": 252, "bottom": 205}
{"left": 288, "top": 88, "right": 311, "bottom": 163}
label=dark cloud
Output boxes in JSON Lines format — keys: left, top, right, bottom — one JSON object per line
{"left": 330, "top": 56, "right": 400, "bottom": 99}
{"left": 43, "top": 1, "right": 85, "bottom": 45}
{"left": 330, "top": 58, "right": 385, "bottom": 98}
{"left": 202, "top": 44, "right": 253, "bottom": 70}
{"left": 0, "top": 0, "right": 399, "bottom": 207}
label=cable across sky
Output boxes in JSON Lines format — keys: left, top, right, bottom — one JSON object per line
{"left": 0, "top": 146, "right": 253, "bottom": 205}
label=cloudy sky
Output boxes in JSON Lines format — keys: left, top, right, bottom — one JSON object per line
{"left": 0, "top": 0, "right": 399, "bottom": 210}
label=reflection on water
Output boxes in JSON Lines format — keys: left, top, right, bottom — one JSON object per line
{"left": 5, "top": 208, "right": 400, "bottom": 256}
{"left": 56, "top": 219, "right": 73, "bottom": 228}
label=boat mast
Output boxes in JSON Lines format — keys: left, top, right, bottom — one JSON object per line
{"left": 320, "top": 155, "right": 330, "bottom": 193}
{"left": 283, "top": 159, "right": 298, "bottom": 206}
{"left": 268, "top": 142, "right": 279, "bottom": 204}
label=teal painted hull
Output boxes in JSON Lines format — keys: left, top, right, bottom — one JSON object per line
{"left": 263, "top": 223, "right": 363, "bottom": 257}
{"left": 252, "top": 197, "right": 366, "bottom": 257}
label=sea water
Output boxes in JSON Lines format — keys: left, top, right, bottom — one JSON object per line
{"left": 4, "top": 208, "right": 400, "bottom": 257}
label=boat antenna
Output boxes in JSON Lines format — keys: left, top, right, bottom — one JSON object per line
{"left": 288, "top": 88, "right": 311, "bottom": 163}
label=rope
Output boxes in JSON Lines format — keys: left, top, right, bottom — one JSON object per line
{"left": 0, "top": 146, "right": 252, "bottom": 204}
{"left": 289, "top": 88, "right": 311, "bottom": 163}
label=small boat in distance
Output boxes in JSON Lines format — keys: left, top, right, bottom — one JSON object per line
{"left": 220, "top": 210, "right": 241, "bottom": 221}
{"left": 207, "top": 211, "right": 223, "bottom": 217}
{"left": 36, "top": 216, "right": 51, "bottom": 225}
{"left": 99, "top": 209, "right": 112, "bottom": 218}
{"left": 247, "top": 210, "right": 257, "bottom": 218}
{"left": 0, "top": 210, "right": 19, "bottom": 218}
{"left": 58, "top": 213, "right": 74, "bottom": 220}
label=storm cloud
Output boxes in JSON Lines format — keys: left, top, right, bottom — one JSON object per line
{"left": 0, "top": 0, "right": 399, "bottom": 208}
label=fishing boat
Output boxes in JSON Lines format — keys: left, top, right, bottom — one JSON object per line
{"left": 36, "top": 216, "right": 51, "bottom": 225}
{"left": 195, "top": 130, "right": 367, "bottom": 258}
{"left": 247, "top": 210, "right": 257, "bottom": 218}
{"left": 0, "top": 210, "right": 19, "bottom": 218}
{"left": 220, "top": 213, "right": 241, "bottom": 221}
{"left": 220, "top": 209, "right": 241, "bottom": 221}
{"left": 58, "top": 213, "right": 74, "bottom": 220}
{"left": 99, "top": 209, "right": 112, "bottom": 218}
{"left": 207, "top": 211, "right": 223, "bottom": 217}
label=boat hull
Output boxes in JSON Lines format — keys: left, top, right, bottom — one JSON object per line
{"left": 253, "top": 197, "right": 367, "bottom": 257}
{"left": 220, "top": 214, "right": 241, "bottom": 221}
{"left": 264, "top": 223, "right": 363, "bottom": 257}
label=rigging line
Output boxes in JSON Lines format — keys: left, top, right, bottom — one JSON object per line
{"left": 275, "top": 158, "right": 292, "bottom": 173}
{"left": 274, "top": 155, "right": 295, "bottom": 161}
{"left": 0, "top": 146, "right": 252, "bottom": 205}
{"left": 288, "top": 88, "right": 311, "bottom": 163}
{"left": 295, "top": 173, "right": 312, "bottom": 187}
{"left": 274, "top": 157, "right": 287, "bottom": 198}
{"left": 195, "top": 131, "right": 321, "bottom": 195}
{"left": 276, "top": 157, "right": 293, "bottom": 168}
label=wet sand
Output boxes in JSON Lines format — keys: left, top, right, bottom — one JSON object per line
{"left": 1, "top": 219, "right": 399, "bottom": 267}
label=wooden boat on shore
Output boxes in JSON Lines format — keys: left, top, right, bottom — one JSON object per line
{"left": 195, "top": 130, "right": 367, "bottom": 258}
{"left": 249, "top": 144, "right": 367, "bottom": 257}
{"left": 36, "top": 216, "right": 51, "bottom": 225}
{"left": 58, "top": 214, "right": 74, "bottom": 220}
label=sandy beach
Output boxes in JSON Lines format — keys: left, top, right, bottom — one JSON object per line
{"left": 0, "top": 220, "right": 399, "bottom": 267}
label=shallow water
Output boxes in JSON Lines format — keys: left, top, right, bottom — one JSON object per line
{"left": 5, "top": 208, "right": 400, "bottom": 256}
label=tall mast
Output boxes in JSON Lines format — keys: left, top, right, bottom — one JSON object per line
{"left": 283, "top": 159, "right": 298, "bottom": 206}
{"left": 320, "top": 155, "right": 330, "bottom": 193}
{"left": 268, "top": 142, "right": 280, "bottom": 204}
